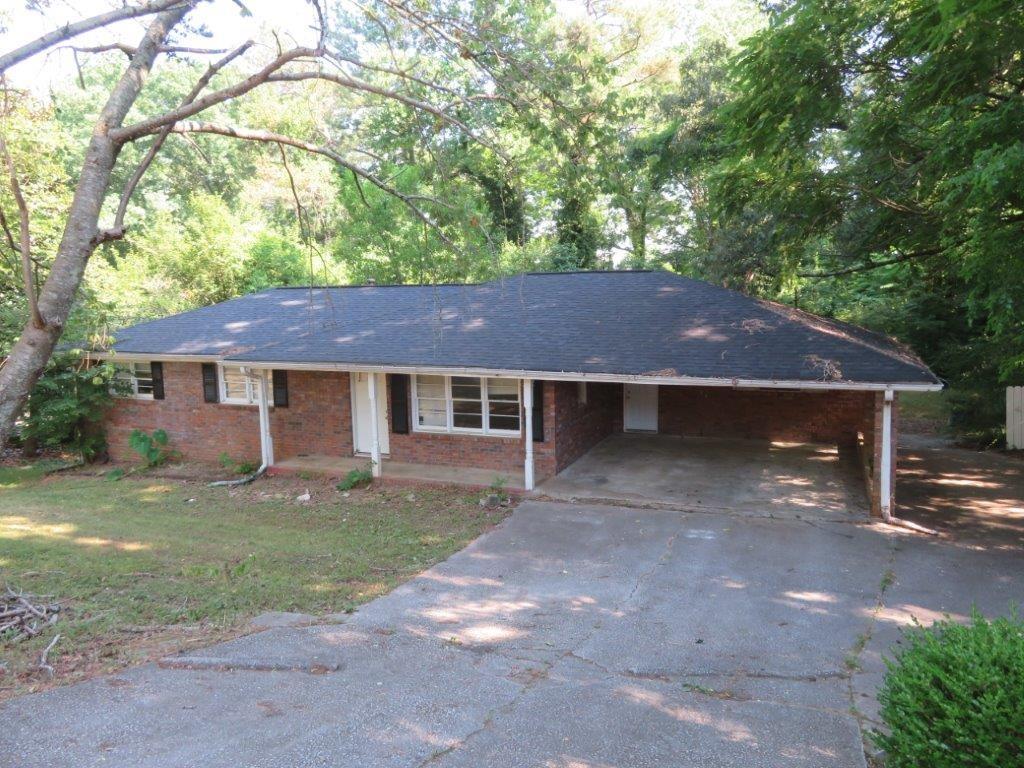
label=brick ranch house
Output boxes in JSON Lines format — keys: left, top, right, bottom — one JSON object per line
{"left": 95, "top": 270, "right": 941, "bottom": 517}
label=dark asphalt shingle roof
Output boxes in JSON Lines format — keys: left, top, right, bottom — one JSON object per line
{"left": 106, "top": 270, "right": 939, "bottom": 386}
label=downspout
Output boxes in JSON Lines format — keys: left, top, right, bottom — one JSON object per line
{"left": 210, "top": 368, "right": 271, "bottom": 487}
{"left": 367, "top": 372, "right": 382, "bottom": 478}
{"left": 523, "top": 378, "right": 535, "bottom": 491}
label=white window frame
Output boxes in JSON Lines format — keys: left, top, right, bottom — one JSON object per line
{"left": 218, "top": 364, "right": 271, "bottom": 406}
{"left": 412, "top": 375, "right": 521, "bottom": 436}
{"left": 111, "top": 362, "right": 154, "bottom": 400}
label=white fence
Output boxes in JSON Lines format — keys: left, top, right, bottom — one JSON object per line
{"left": 1009, "top": 387, "right": 1024, "bottom": 449}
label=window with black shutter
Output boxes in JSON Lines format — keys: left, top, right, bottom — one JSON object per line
{"left": 390, "top": 374, "right": 410, "bottom": 434}
{"left": 150, "top": 361, "right": 165, "bottom": 400}
{"left": 201, "top": 363, "right": 219, "bottom": 403}
{"left": 272, "top": 370, "right": 289, "bottom": 408}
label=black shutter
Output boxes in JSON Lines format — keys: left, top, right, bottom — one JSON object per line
{"left": 272, "top": 370, "right": 289, "bottom": 408}
{"left": 150, "top": 361, "right": 165, "bottom": 400}
{"left": 201, "top": 363, "right": 219, "bottom": 403}
{"left": 390, "top": 374, "right": 410, "bottom": 434}
{"left": 532, "top": 380, "right": 544, "bottom": 442}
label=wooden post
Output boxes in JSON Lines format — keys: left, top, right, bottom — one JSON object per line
{"left": 523, "top": 378, "right": 534, "bottom": 491}
{"left": 368, "top": 372, "right": 381, "bottom": 478}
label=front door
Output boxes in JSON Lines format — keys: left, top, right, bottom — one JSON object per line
{"left": 623, "top": 384, "right": 658, "bottom": 432}
{"left": 352, "top": 373, "right": 390, "bottom": 455}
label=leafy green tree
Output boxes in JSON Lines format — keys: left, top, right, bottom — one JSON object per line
{"left": 707, "top": 0, "right": 1024, "bottom": 440}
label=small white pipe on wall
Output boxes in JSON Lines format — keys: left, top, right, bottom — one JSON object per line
{"left": 523, "top": 378, "right": 534, "bottom": 491}
{"left": 367, "top": 373, "right": 382, "bottom": 478}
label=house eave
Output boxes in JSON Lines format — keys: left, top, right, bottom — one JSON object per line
{"left": 92, "top": 351, "right": 941, "bottom": 392}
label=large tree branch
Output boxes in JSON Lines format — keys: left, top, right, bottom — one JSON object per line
{"left": 0, "top": 0, "right": 191, "bottom": 73}
{"left": 797, "top": 244, "right": 948, "bottom": 278}
{"left": 265, "top": 70, "right": 508, "bottom": 161}
{"left": 165, "top": 121, "right": 458, "bottom": 248}
{"left": 99, "top": 40, "right": 255, "bottom": 242}
{"left": 0, "top": 134, "right": 43, "bottom": 328}
{"left": 57, "top": 42, "right": 230, "bottom": 59}
{"left": 110, "top": 47, "right": 319, "bottom": 142}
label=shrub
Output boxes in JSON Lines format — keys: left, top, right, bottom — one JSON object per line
{"left": 872, "top": 611, "right": 1024, "bottom": 767}
{"left": 218, "top": 452, "right": 258, "bottom": 475}
{"left": 336, "top": 468, "right": 373, "bottom": 491}
{"left": 21, "top": 354, "right": 119, "bottom": 461}
{"left": 129, "top": 428, "right": 176, "bottom": 467}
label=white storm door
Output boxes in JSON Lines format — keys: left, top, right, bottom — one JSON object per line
{"left": 352, "top": 373, "right": 390, "bottom": 455}
{"left": 623, "top": 384, "right": 659, "bottom": 432}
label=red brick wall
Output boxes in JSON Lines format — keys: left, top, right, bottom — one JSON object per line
{"left": 656, "top": 387, "right": 874, "bottom": 444}
{"left": 272, "top": 371, "right": 352, "bottom": 460}
{"left": 104, "top": 364, "right": 351, "bottom": 465}
{"left": 550, "top": 381, "right": 619, "bottom": 472}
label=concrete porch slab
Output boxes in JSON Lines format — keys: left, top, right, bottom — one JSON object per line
{"left": 540, "top": 433, "right": 869, "bottom": 519}
{"left": 272, "top": 454, "right": 523, "bottom": 490}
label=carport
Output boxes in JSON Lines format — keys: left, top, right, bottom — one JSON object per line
{"left": 539, "top": 383, "right": 895, "bottom": 518}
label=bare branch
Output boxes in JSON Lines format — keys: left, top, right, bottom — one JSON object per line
{"left": 58, "top": 43, "right": 231, "bottom": 59}
{"left": 166, "top": 121, "right": 458, "bottom": 248}
{"left": 106, "top": 40, "right": 255, "bottom": 236}
{"left": 0, "top": 0, "right": 191, "bottom": 73}
{"left": 0, "top": 134, "right": 43, "bottom": 328}
{"left": 266, "top": 70, "right": 508, "bottom": 161}
{"left": 111, "top": 47, "right": 319, "bottom": 143}
{"left": 797, "top": 244, "right": 948, "bottom": 278}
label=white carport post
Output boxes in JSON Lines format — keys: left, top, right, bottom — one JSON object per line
{"left": 523, "top": 378, "right": 535, "bottom": 491}
{"left": 880, "top": 388, "right": 894, "bottom": 520}
{"left": 367, "top": 372, "right": 382, "bottom": 478}
{"left": 251, "top": 368, "right": 273, "bottom": 468}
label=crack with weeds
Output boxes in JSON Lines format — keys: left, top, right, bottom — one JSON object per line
{"left": 845, "top": 545, "right": 898, "bottom": 754}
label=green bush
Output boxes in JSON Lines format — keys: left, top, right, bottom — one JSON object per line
{"left": 21, "top": 354, "right": 119, "bottom": 460}
{"left": 129, "top": 428, "right": 176, "bottom": 467}
{"left": 872, "top": 611, "right": 1024, "bottom": 767}
{"left": 336, "top": 468, "right": 373, "bottom": 491}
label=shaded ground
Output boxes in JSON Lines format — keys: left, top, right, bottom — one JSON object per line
{"left": 540, "top": 433, "right": 868, "bottom": 519}
{"left": 2, "top": 438, "right": 1021, "bottom": 768}
{"left": 0, "top": 468, "right": 507, "bottom": 700}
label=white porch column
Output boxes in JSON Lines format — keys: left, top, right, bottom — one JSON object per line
{"left": 523, "top": 378, "right": 535, "bottom": 491}
{"left": 880, "top": 388, "right": 894, "bottom": 519}
{"left": 367, "top": 372, "right": 382, "bottom": 478}
{"left": 253, "top": 369, "right": 274, "bottom": 467}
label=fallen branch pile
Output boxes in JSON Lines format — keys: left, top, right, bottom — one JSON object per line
{"left": 1, "top": 587, "right": 61, "bottom": 643}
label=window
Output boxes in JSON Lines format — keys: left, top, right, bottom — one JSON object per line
{"left": 413, "top": 375, "right": 521, "bottom": 435}
{"left": 219, "top": 365, "right": 271, "bottom": 405}
{"left": 112, "top": 362, "right": 153, "bottom": 399}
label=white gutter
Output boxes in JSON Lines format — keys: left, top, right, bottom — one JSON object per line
{"left": 228, "top": 361, "right": 944, "bottom": 393}
{"left": 91, "top": 351, "right": 943, "bottom": 392}
{"left": 93, "top": 351, "right": 222, "bottom": 362}
{"left": 523, "top": 378, "right": 534, "bottom": 491}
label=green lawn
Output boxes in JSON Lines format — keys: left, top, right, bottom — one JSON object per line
{"left": 0, "top": 466, "right": 508, "bottom": 699}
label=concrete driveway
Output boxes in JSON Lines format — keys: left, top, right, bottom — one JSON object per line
{"left": 4, "top": 444, "right": 1023, "bottom": 767}
{"left": 540, "top": 433, "right": 870, "bottom": 519}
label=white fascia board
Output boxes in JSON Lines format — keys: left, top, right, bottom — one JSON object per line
{"left": 231, "top": 360, "right": 944, "bottom": 393}
{"left": 92, "top": 351, "right": 223, "bottom": 362}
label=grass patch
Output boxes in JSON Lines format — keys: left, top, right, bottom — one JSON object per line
{"left": 899, "top": 391, "right": 950, "bottom": 424}
{"left": 0, "top": 469, "right": 509, "bottom": 699}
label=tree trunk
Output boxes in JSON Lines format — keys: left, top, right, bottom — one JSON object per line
{"left": 0, "top": 7, "right": 189, "bottom": 449}
{"left": 624, "top": 204, "right": 647, "bottom": 267}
